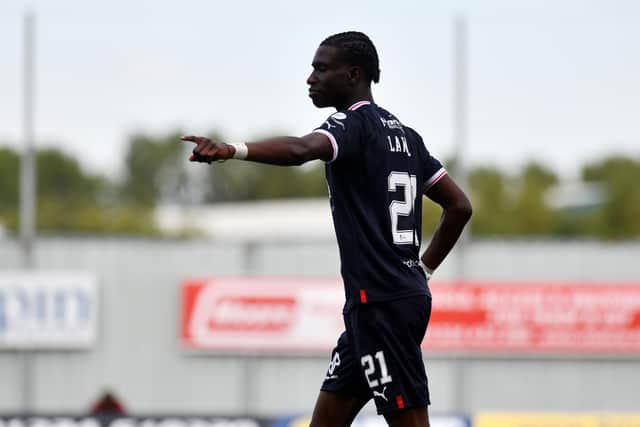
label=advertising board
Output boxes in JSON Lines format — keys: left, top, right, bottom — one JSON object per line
{"left": 0, "top": 416, "right": 267, "bottom": 427}
{"left": 427, "top": 283, "right": 640, "bottom": 353}
{"left": 272, "top": 414, "right": 469, "bottom": 427}
{"left": 181, "top": 278, "right": 640, "bottom": 354}
{"left": 475, "top": 412, "right": 640, "bottom": 427}
{"left": 0, "top": 272, "right": 97, "bottom": 349}
{"left": 181, "top": 278, "right": 343, "bottom": 352}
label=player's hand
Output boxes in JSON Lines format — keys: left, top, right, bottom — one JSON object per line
{"left": 180, "top": 135, "right": 235, "bottom": 163}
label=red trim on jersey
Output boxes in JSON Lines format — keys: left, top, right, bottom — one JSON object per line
{"left": 396, "top": 395, "right": 405, "bottom": 409}
{"left": 348, "top": 101, "right": 371, "bottom": 111}
{"left": 425, "top": 168, "right": 447, "bottom": 190}
{"left": 360, "top": 289, "right": 368, "bottom": 303}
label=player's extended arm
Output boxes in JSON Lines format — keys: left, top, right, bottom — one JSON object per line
{"left": 180, "top": 133, "right": 333, "bottom": 166}
{"left": 420, "top": 175, "right": 472, "bottom": 272}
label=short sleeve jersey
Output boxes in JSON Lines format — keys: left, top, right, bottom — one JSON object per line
{"left": 314, "top": 101, "right": 446, "bottom": 312}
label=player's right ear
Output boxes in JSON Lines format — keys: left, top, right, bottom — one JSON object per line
{"left": 347, "top": 66, "right": 363, "bottom": 86}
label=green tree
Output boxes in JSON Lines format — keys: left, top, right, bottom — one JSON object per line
{"left": 0, "top": 145, "right": 160, "bottom": 235}
{"left": 0, "top": 147, "right": 20, "bottom": 210}
{"left": 511, "top": 162, "right": 557, "bottom": 235}
{"left": 0, "top": 147, "right": 20, "bottom": 230}
{"left": 121, "top": 131, "right": 193, "bottom": 206}
{"left": 206, "top": 161, "right": 327, "bottom": 201}
{"left": 468, "top": 166, "right": 514, "bottom": 235}
{"left": 36, "top": 148, "right": 105, "bottom": 204}
{"left": 4, "top": 133, "right": 638, "bottom": 239}
{"left": 581, "top": 156, "right": 640, "bottom": 238}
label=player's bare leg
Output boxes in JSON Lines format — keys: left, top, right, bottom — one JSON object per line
{"left": 383, "top": 406, "right": 430, "bottom": 427}
{"left": 309, "top": 390, "right": 370, "bottom": 427}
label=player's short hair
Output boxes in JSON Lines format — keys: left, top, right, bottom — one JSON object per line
{"left": 321, "top": 31, "right": 381, "bottom": 84}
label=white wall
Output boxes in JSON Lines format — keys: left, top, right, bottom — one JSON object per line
{"left": 1, "top": 237, "right": 639, "bottom": 415}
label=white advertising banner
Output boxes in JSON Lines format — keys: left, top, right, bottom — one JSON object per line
{"left": 0, "top": 272, "right": 98, "bottom": 349}
{"left": 181, "top": 278, "right": 344, "bottom": 352}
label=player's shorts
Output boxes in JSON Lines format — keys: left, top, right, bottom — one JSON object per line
{"left": 320, "top": 294, "right": 432, "bottom": 414}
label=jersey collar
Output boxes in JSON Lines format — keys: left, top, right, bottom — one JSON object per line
{"left": 348, "top": 101, "right": 371, "bottom": 111}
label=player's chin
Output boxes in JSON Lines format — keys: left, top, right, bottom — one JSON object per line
{"left": 309, "top": 92, "right": 330, "bottom": 108}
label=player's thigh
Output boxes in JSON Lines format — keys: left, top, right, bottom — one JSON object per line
{"left": 383, "top": 405, "right": 430, "bottom": 427}
{"left": 309, "top": 390, "right": 370, "bottom": 427}
{"left": 348, "top": 296, "right": 432, "bottom": 415}
{"left": 320, "top": 330, "right": 372, "bottom": 401}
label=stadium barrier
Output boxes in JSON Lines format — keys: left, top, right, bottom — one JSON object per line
{"left": 0, "top": 415, "right": 470, "bottom": 427}
{"left": 181, "top": 277, "right": 640, "bottom": 354}
{"left": 0, "top": 416, "right": 268, "bottom": 427}
{"left": 474, "top": 412, "right": 640, "bottom": 427}
{"left": 12, "top": 413, "right": 640, "bottom": 427}
{"left": 272, "top": 413, "right": 469, "bottom": 426}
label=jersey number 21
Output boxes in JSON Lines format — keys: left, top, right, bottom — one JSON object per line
{"left": 388, "top": 171, "right": 418, "bottom": 246}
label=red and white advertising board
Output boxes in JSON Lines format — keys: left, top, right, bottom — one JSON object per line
{"left": 181, "top": 278, "right": 640, "bottom": 354}
{"left": 427, "top": 283, "right": 640, "bottom": 353}
{"left": 181, "top": 278, "right": 344, "bottom": 352}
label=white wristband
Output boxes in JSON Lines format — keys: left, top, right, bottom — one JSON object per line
{"left": 230, "top": 143, "right": 248, "bottom": 160}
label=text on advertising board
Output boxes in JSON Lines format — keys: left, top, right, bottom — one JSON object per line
{"left": 0, "top": 272, "right": 97, "bottom": 349}
{"left": 180, "top": 278, "right": 640, "bottom": 354}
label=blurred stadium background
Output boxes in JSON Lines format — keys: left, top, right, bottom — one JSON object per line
{"left": 1, "top": 1, "right": 639, "bottom": 427}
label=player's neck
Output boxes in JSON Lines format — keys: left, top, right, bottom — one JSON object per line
{"left": 336, "top": 90, "right": 374, "bottom": 111}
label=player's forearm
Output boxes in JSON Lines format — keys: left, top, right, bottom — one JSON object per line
{"left": 244, "top": 136, "right": 322, "bottom": 166}
{"left": 420, "top": 203, "right": 472, "bottom": 271}
{"left": 182, "top": 132, "right": 332, "bottom": 165}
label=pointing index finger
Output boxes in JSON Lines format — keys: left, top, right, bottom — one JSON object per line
{"left": 180, "top": 135, "right": 199, "bottom": 144}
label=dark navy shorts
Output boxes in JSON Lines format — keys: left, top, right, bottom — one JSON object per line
{"left": 320, "top": 295, "right": 432, "bottom": 414}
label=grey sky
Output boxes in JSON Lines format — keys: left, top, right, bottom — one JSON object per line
{"left": 1, "top": 0, "right": 638, "bottom": 179}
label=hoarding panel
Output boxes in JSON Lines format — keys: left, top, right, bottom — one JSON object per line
{"left": 181, "top": 278, "right": 640, "bottom": 354}
{"left": 0, "top": 272, "right": 97, "bottom": 349}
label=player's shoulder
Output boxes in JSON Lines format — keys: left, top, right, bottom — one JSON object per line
{"left": 321, "top": 104, "right": 367, "bottom": 125}
{"left": 400, "top": 124, "right": 430, "bottom": 158}
{"left": 367, "top": 104, "right": 405, "bottom": 132}
{"left": 316, "top": 109, "right": 364, "bottom": 137}
{"left": 338, "top": 100, "right": 378, "bottom": 121}
{"left": 401, "top": 124, "right": 423, "bottom": 141}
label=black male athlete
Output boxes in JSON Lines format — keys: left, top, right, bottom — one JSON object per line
{"left": 181, "top": 32, "right": 472, "bottom": 427}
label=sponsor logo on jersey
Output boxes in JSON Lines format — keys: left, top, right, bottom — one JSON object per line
{"left": 331, "top": 112, "right": 347, "bottom": 120}
{"left": 380, "top": 116, "right": 403, "bottom": 131}
{"left": 402, "top": 259, "right": 420, "bottom": 268}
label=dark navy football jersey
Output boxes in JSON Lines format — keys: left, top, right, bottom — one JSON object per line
{"left": 313, "top": 101, "right": 446, "bottom": 312}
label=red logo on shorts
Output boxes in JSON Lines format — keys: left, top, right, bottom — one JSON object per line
{"left": 360, "top": 289, "right": 368, "bottom": 303}
{"left": 396, "top": 395, "right": 405, "bottom": 409}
